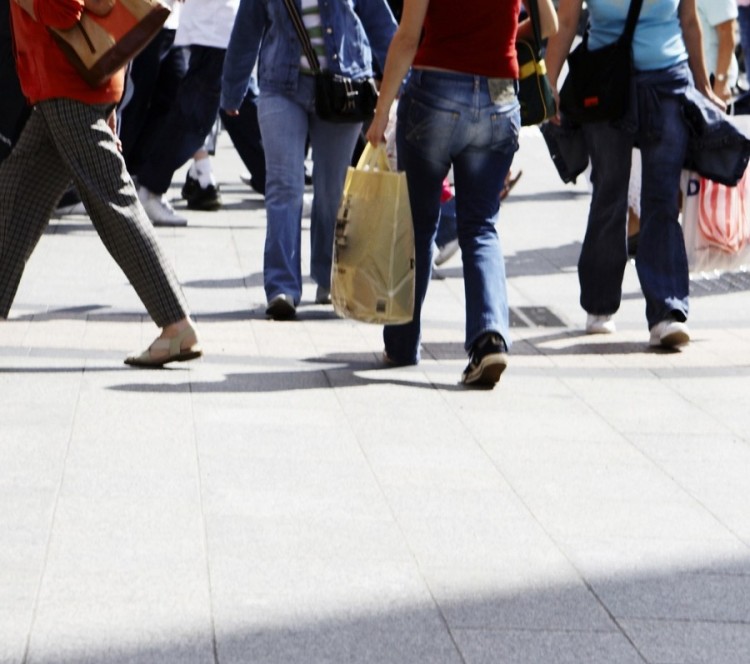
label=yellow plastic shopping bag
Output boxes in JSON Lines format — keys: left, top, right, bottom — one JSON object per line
{"left": 331, "top": 143, "right": 415, "bottom": 324}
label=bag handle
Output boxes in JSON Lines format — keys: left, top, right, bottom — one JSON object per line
{"left": 280, "top": 0, "right": 322, "bottom": 74}
{"left": 356, "top": 143, "right": 392, "bottom": 172}
{"left": 523, "top": 0, "right": 544, "bottom": 54}
{"left": 621, "top": 0, "right": 645, "bottom": 45}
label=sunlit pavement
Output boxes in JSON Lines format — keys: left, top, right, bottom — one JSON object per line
{"left": 2, "top": 127, "right": 749, "bottom": 664}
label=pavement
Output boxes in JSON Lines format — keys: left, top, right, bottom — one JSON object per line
{"left": 2, "top": 126, "right": 750, "bottom": 664}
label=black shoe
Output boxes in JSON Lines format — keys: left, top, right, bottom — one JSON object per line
{"left": 182, "top": 173, "right": 222, "bottom": 211}
{"left": 461, "top": 333, "right": 508, "bottom": 387}
{"left": 265, "top": 294, "right": 296, "bottom": 320}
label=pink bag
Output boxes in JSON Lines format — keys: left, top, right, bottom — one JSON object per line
{"left": 681, "top": 169, "right": 750, "bottom": 274}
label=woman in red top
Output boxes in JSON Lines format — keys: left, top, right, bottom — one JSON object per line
{"left": 367, "top": 0, "right": 557, "bottom": 387}
{"left": 0, "top": 0, "right": 201, "bottom": 367}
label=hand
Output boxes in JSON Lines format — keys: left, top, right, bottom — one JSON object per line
{"left": 223, "top": 109, "right": 240, "bottom": 117}
{"left": 365, "top": 108, "right": 388, "bottom": 146}
{"left": 106, "top": 109, "right": 122, "bottom": 152}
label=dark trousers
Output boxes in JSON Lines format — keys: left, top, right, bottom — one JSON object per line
{"left": 0, "top": 0, "right": 29, "bottom": 163}
{"left": 137, "top": 45, "right": 226, "bottom": 195}
{"left": 117, "top": 28, "right": 189, "bottom": 175}
{"left": 220, "top": 88, "right": 266, "bottom": 194}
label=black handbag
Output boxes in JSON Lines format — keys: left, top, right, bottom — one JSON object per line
{"left": 559, "top": 0, "right": 644, "bottom": 124}
{"left": 516, "top": 0, "right": 556, "bottom": 126}
{"left": 281, "top": 0, "right": 378, "bottom": 123}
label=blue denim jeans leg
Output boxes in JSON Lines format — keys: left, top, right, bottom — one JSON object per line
{"left": 738, "top": 6, "right": 750, "bottom": 76}
{"left": 257, "top": 73, "right": 361, "bottom": 304}
{"left": 582, "top": 94, "right": 689, "bottom": 328}
{"left": 384, "top": 69, "right": 519, "bottom": 365}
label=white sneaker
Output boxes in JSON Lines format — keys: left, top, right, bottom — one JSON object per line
{"left": 138, "top": 186, "right": 187, "bottom": 227}
{"left": 434, "top": 238, "right": 460, "bottom": 266}
{"left": 649, "top": 319, "right": 690, "bottom": 348}
{"left": 302, "top": 192, "right": 313, "bottom": 218}
{"left": 585, "top": 314, "right": 616, "bottom": 334}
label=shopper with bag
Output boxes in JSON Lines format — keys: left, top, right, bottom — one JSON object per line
{"left": 545, "top": 0, "right": 725, "bottom": 349}
{"left": 221, "top": 0, "right": 397, "bottom": 320}
{"left": 366, "top": 0, "right": 557, "bottom": 387}
{"left": 1, "top": 0, "right": 202, "bottom": 367}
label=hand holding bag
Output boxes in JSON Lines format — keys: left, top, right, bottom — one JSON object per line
{"left": 48, "top": 0, "right": 171, "bottom": 89}
{"left": 332, "top": 144, "right": 415, "bottom": 324}
{"left": 281, "top": 0, "right": 378, "bottom": 123}
{"left": 559, "top": 0, "right": 643, "bottom": 124}
{"left": 516, "top": 0, "right": 556, "bottom": 126}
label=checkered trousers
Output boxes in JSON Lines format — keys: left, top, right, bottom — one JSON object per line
{"left": 0, "top": 98, "right": 189, "bottom": 327}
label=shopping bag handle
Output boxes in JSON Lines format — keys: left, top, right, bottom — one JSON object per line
{"left": 356, "top": 143, "right": 392, "bottom": 172}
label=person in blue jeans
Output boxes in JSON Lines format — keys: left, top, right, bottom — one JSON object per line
{"left": 221, "top": 0, "right": 397, "bottom": 320}
{"left": 546, "top": 0, "right": 724, "bottom": 348}
{"left": 366, "top": 0, "right": 557, "bottom": 387}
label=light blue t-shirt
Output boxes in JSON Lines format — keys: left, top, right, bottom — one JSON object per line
{"left": 587, "top": 0, "right": 688, "bottom": 72}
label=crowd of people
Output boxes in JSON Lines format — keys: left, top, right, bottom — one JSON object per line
{"left": 0, "top": 0, "right": 746, "bottom": 386}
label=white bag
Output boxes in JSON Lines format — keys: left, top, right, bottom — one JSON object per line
{"left": 331, "top": 144, "right": 415, "bottom": 324}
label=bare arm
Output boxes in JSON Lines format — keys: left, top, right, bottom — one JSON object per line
{"left": 712, "top": 19, "right": 736, "bottom": 101}
{"left": 517, "top": 0, "right": 558, "bottom": 42}
{"left": 544, "top": 0, "right": 581, "bottom": 90}
{"left": 365, "top": 0, "right": 428, "bottom": 146}
{"left": 679, "top": 0, "right": 724, "bottom": 108}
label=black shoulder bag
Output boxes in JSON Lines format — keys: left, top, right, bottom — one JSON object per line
{"left": 281, "top": 0, "right": 379, "bottom": 123}
{"left": 559, "top": 0, "right": 644, "bottom": 124}
{"left": 516, "top": 0, "right": 557, "bottom": 126}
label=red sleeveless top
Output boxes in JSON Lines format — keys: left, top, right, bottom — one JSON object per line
{"left": 413, "top": 0, "right": 521, "bottom": 78}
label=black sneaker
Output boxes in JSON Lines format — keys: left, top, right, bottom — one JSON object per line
{"left": 182, "top": 173, "right": 222, "bottom": 211}
{"left": 461, "top": 333, "right": 508, "bottom": 387}
{"left": 265, "top": 294, "right": 296, "bottom": 320}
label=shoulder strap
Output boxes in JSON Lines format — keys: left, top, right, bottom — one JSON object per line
{"left": 621, "top": 0, "right": 645, "bottom": 44}
{"left": 524, "top": 0, "right": 543, "bottom": 52}
{"left": 280, "top": 0, "right": 321, "bottom": 74}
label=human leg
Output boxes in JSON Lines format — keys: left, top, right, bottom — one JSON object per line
{"left": 0, "top": 108, "right": 70, "bottom": 316}
{"left": 43, "top": 100, "right": 194, "bottom": 339}
{"left": 579, "top": 122, "right": 633, "bottom": 320}
{"left": 220, "top": 85, "right": 266, "bottom": 195}
{"left": 137, "top": 45, "right": 225, "bottom": 196}
{"left": 256, "top": 81, "right": 310, "bottom": 310}
{"left": 118, "top": 28, "right": 186, "bottom": 173}
{"left": 635, "top": 95, "right": 690, "bottom": 336}
{"left": 308, "top": 115, "right": 362, "bottom": 297}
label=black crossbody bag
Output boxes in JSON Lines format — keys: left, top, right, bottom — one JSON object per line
{"left": 559, "top": 0, "right": 644, "bottom": 124}
{"left": 281, "top": 0, "right": 379, "bottom": 123}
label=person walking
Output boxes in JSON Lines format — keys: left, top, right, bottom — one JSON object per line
{"left": 365, "top": 0, "right": 557, "bottom": 387}
{"left": 221, "top": 0, "right": 397, "bottom": 320}
{"left": 2, "top": 0, "right": 201, "bottom": 367}
{"left": 545, "top": 0, "right": 725, "bottom": 349}
{"left": 135, "top": 0, "right": 240, "bottom": 226}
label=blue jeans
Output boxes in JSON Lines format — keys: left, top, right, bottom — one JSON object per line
{"left": 385, "top": 69, "right": 519, "bottom": 364}
{"left": 137, "top": 45, "right": 225, "bottom": 195}
{"left": 435, "top": 196, "right": 457, "bottom": 248}
{"left": 257, "top": 73, "right": 361, "bottom": 304}
{"left": 581, "top": 94, "right": 689, "bottom": 328}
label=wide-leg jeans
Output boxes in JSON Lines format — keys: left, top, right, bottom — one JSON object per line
{"left": 385, "top": 69, "right": 519, "bottom": 365}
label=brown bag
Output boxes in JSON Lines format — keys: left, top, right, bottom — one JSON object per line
{"left": 48, "top": 0, "right": 170, "bottom": 89}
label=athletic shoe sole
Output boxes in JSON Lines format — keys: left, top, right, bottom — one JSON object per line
{"left": 461, "top": 352, "right": 508, "bottom": 387}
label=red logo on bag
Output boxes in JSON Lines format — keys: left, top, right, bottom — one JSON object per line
{"left": 583, "top": 96, "right": 600, "bottom": 108}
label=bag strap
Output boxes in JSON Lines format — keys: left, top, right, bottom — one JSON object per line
{"left": 280, "top": 0, "right": 322, "bottom": 74}
{"left": 621, "top": 0, "right": 645, "bottom": 46}
{"left": 524, "top": 0, "right": 544, "bottom": 53}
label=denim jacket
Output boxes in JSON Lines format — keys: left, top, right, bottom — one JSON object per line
{"left": 626, "top": 63, "right": 750, "bottom": 186}
{"left": 221, "top": 0, "right": 396, "bottom": 111}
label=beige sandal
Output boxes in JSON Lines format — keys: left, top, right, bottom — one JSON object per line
{"left": 124, "top": 326, "right": 202, "bottom": 368}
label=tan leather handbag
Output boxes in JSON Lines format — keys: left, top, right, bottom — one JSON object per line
{"left": 48, "top": 0, "right": 170, "bottom": 88}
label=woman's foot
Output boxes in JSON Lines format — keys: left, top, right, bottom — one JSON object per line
{"left": 124, "top": 320, "right": 202, "bottom": 368}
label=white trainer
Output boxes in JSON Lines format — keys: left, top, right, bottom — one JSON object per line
{"left": 649, "top": 319, "right": 690, "bottom": 348}
{"left": 585, "top": 314, "right": 616, "bottom": 334}
{"left": 138, "top": 186, "right": 188, "bottom": 227}
{"left": 434, "top": 238, "right": 460, "bottom": 266}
